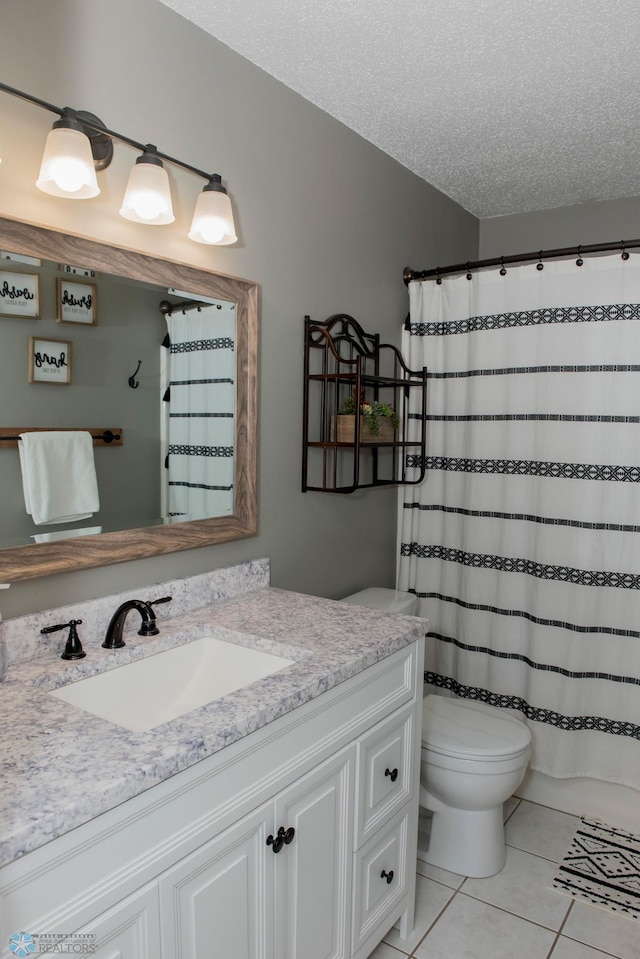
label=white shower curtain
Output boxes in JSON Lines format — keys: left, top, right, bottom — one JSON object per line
{"left": 398, "top": 254, "right": 640, "bottom": 790}
{"left": 162, "top": 302, "right": 235, "bottom": 521}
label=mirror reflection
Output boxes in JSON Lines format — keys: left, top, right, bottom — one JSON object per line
{"left": 160, "top": 293, "right": 236, "bottom": 523}
{"left": 0, "top": 217, "right": 257, "bottom": 583}
{"left": 0, "top": 254, "right": 236, "bottom": 549}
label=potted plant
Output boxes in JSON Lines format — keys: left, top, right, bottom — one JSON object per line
{"left": 336, "top": 388, "right": 400, "bottom": 442}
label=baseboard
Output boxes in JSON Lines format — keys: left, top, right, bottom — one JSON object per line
{"left": 516, "top": 768, "right": 640, "bottom": 833}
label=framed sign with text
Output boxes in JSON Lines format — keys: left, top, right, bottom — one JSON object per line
{"left": 57, "top": 278, "right": 97, "bottom": 325}
{"left": 28, "top": 336, "right": 72, "bottom": 385}
{"left": 0, "top": 271, "right": 39, "bottom": 319}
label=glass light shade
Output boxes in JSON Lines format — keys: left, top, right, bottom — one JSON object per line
{"left": 119, "top": 156, "right": 174, "bottom": 225}
{"left": 188, "top": 188, "right": 237, "bottom": 245}
{"left": 36, "top": 126, "right": 100, "bottom": 199}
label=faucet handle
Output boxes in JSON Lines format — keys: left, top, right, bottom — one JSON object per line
{"left": 41, "top": 619, "right": 86, "bottom": 661}
{"left": 137, "top": 596, "right": 172, "bottom": 637}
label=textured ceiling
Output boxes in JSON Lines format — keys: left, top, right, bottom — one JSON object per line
{"left": 158, "top": 0, "right": 640, "bottom": 218}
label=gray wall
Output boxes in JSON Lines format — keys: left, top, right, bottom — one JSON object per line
{"left": 0, "top": 0, "right": 478, "bottom": 617}
{"left": 480, "top": 196, "right": 640, "bottom": 258}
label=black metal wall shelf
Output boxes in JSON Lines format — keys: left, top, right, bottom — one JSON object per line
{"left": 302, "top": 313, "right": 427, "bottom": 494}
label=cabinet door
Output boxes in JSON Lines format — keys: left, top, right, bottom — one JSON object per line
{"left": 274, "top": 746, "right": 355, "bottom": 959}
{"left": 36, "top": 884, "right": 161, "bottom": 959}
{"left": 159, "top": 803, "right": 273, "bottom": 959}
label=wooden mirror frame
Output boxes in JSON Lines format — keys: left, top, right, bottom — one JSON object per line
{"left": 0, "top": 216, "right": 258, "bottom": 582}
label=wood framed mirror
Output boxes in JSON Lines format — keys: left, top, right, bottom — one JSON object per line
{"left": 0, "top": 216, "right": 258, "bottom": 582}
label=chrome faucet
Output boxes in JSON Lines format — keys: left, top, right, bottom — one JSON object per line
{"left": 102, "top": 596, "right": 172, "bottom": 649}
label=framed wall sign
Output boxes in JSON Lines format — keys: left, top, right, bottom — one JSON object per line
{"left": 57, "top": 278, "right": 97, "bottom": 325}
{"left": 0, "top": 271, "right": 39, "bottom": 318}
{"left": 28, "top": 336, "right": 72, "bottom": 385}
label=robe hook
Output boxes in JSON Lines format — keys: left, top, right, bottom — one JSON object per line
{"left": 128, "top": 359, "right": 142, "bottom": 389}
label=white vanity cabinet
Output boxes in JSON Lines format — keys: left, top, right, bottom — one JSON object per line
{"left": 0, "top": 639, "right": 423, "bottom": 959}
{"left": 160, "top": 747, "right": 354, "bottom": 959}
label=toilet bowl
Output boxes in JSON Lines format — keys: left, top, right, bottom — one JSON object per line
{"left": 339, "top": 588, "right": 531, "bottom": 879}
{"left": 420, "top": 695, "right": 531, "bottom": 877}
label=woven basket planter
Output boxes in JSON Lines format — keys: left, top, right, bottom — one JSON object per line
{"left": 332, "top": 414, "right": 395, "bottom": 444}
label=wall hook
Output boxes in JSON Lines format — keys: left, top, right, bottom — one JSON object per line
{"left": 128, "top": 359, "right": 142, "bottom": 389}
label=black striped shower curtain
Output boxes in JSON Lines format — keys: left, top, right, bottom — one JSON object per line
{"left": 162, "top": 302, "right": 235, "bottom": 521}
{"left": 397, "top": 255, "right": 640, "bottom": 788}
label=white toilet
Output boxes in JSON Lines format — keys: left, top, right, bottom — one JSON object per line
{"left": 341, "top": 587, "right": 532, "bottom": 879}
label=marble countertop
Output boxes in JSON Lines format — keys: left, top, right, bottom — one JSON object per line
{"left": 0, "top": 586, "right": 423, "bottom": 868}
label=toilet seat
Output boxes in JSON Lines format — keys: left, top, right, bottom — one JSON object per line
{"left": 422, "top": 694, "right": 531, "bottom": 761}
{"left": 341, "top": 587, "right": 418, "bottom": 615}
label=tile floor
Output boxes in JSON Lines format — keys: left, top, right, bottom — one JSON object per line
{"left": 371, "top": 799, "right": 640, "bottom": 959}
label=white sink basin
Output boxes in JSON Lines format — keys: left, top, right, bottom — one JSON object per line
{"left": 49, "top": 636, "right": 294, "bottom": 732}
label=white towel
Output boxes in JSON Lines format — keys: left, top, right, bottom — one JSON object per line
{"left": 18, "top": 431, "right": 100, "bottom": 526}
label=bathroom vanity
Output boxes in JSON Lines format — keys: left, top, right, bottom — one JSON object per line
{"left": 0, "top": 560, "right": 425, "bottom": 959}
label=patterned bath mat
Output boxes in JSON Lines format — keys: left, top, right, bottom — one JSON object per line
{"left": 552, "top": 818, "right": 640, "bottom": 922}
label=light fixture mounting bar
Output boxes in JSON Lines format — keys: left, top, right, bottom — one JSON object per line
{"left": 0, "top": 81, "right": 64, "bottom": 119}
{"left": 0, "top": 81, "right": 222, "bottom": 184}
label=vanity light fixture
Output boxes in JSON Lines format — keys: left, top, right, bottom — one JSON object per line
{"left": 119, "top": 146, "right": 175, "bottom": 225}
{"left": 36, "top": 108, "right": 113, "bottom": 199}
{"left": 0, "top": 81, "right": 237, "bottom": 246}
{"left": 189, "top": 175, "right": 237, "bottom": 246}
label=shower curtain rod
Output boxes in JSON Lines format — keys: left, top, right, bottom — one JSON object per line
{"left": 403, "top": 238, "right": 640, "bottom": 285}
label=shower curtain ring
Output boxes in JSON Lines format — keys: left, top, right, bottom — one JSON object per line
{"left": 621, "top": 242, "right": 630, "bottom": 261}
{"left": 436, "top": 267, "right": 442, "bottom": 285}
{"left": 536, "top": 252, "right": 544, "bottom": 271}
{"left": 576, "top": 246, "right": 583, "bottom": 267}
{"left": 466, "top": 262, "right": 472, "bottom": 280}
{"left": 499, "top": 257, "right": 507, "bottom": 276}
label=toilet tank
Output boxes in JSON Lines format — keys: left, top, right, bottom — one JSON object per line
{"left": 341, "top": 587, "right": 418, "bottom": 616}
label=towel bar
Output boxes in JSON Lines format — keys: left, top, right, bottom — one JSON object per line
{"left": 0, "top": 428, "right": 123, "bottom": 448}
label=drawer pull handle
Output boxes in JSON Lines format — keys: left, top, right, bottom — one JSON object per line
{"left": 385, "top": 767, "right": 399, "bottom": 782}
{"left": 381, "top": 869, "right": 394, "bottom": 884}
{"left": 267, "top": 825, "right": 295, "bottom": 853}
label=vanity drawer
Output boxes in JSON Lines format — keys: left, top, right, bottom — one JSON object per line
{"left": 356, "top": 704, "right": 415, "bottom": 846}
{"left": 351, "top": 807, "right": 410, "bottom": 955}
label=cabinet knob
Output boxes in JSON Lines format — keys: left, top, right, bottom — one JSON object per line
{"left": 266, "top": 832, "right": 284, "bottom": 854}
{"left": 381, "top": 869, "right": 394, "bottom": 885}
{"left": 385, "top": 767, "right": 399, "bottom": 782}
{"left": 267, "top": 825, "right": 295, "bottom": 853}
